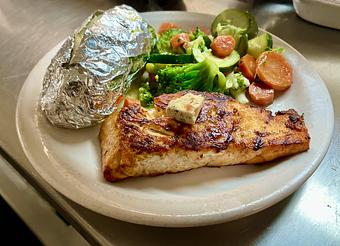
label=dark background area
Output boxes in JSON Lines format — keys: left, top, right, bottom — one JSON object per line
{"left": 0, "top": 196, "right": 42, "bottom": 245}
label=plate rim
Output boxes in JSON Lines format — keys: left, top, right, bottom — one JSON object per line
{"left": 15, "top": 11, "right": 334, "bottom": 227}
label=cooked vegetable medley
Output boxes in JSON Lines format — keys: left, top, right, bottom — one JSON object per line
{"left": 133, "top": 8, "right": 293, "bottom": 107}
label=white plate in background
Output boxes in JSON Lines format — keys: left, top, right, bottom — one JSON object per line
{"left": 293, "top": 0, "right": 340, "bottom": 29}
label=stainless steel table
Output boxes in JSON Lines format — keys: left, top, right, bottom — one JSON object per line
{"left": 0, "top": 0, "right": 339, "bottom": 245}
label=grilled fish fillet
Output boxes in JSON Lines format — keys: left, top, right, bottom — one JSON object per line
{"left": 100, "top": 91, "right": 310, "bottom": 182}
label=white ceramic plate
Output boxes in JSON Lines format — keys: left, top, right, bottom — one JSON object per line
{"left": 16, "top": 12, "right": 334, "bottom": 227}
{"left": 293, "top": 0, "right": 340, "bottom": 30}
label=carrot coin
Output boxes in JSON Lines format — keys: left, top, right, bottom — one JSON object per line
{"left": 248, "top": 82, "right": 274, "bottom": 106}
{"left": 158, "top": 22, "right": 180, "bottom": 34}
{"left": 170, "top": 33, "right": 190, "bottom": 50}
{"left": 211, "top": 35, "right": 236, "bottom": 58}
{"left": 256, "top": 51, "right": 292, "bottom": 91}
{"left": 239, "top": 54, "right": 256, "bottom": 81}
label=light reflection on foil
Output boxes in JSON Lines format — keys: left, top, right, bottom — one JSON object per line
{"left": 40, "top": 5, "right": 154, "bottom": 129}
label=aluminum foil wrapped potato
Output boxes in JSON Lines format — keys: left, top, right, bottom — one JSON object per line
{"left": 40, "top": 5, "right": 155, "bottom": 128}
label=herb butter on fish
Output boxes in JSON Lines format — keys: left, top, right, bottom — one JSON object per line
{"left": 166, "top": 93, "right": 204, "bottom": 124}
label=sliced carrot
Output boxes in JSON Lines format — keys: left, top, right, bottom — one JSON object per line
{"left": 211, "top": 35, "right": 236, "bottom": 58}
{"left": 248, "top": 82, "right": 274, "bottom": 106}
{"left": 239, "top": 54, "right": 256, "bottom": 81}
{"left": 170, "top": 33, "right": 190, "bottom": 50}
{"left": 158, "top": 22, "right": 180, "bottom": 34}
{"left": 256, "top": 51, "right": 292, "bottom": 91}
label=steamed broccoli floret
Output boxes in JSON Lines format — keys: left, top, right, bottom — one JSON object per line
{"left": 138, "top": 83, "right": 154, "bottom": 107}
{"left": 184, "top": 37, "right": 210, "bottom": 63}
{"left": 189, "top": 27, "right": 212, "bottom": 47}
{"left": 155, "top": 59, "right": 226, "bottom": 94}
{"left": 148, "top": 24, "right": 158, "bottom": 54}
{"left": 225, "top": 72, "right": 250, "bottom": 104}
{"left": 185, "top": 27, "right": 212, "bottom": 58}
{"left": 185, "top": 36, "right": 206, "bottom": 55}
{"left": 190, "top": 27, "right": 205, "bottom": 40}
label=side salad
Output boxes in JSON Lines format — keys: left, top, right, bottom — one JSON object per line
{"left": 133, "top": 9, "right": 292, "bottom": 107}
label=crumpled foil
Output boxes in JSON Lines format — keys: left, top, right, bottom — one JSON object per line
{"left": 40, "top": 5, "right": 154, "bottom": 128}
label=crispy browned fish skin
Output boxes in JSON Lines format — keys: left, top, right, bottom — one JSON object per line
{"left": 100, "top": 91, "right": 310, "bottom": 182}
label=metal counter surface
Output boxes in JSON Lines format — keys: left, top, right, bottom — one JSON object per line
{"left": 0, "top": 0, "right": 339, "bottom": 245}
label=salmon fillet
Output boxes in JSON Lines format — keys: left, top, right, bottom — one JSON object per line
{"left": 100, "top": 91, "right": 310, "bottom": 182}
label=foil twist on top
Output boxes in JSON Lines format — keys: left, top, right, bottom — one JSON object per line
{"left": 40, "top": 5, "right": 155, "bottom": 129}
